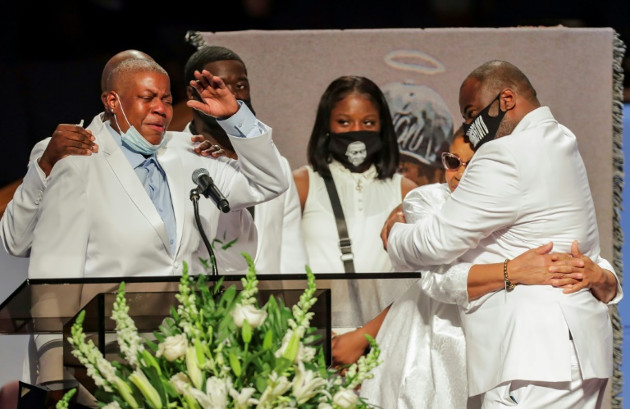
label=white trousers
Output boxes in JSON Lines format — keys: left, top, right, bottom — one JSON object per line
{"left": 480, "top": 341, "right": 608, "bottom": 409}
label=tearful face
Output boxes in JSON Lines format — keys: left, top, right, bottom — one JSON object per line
{"left": 345, "top": 141, "right": 367, "bottom": 167}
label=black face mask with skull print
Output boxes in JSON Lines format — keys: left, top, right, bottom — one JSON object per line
{"left": 328, "top": 130, "right": 383, "bottom": 173}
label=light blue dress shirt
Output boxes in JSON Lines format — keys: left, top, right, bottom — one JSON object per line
{"left": 105, "top": 121, "right": 177, "bottom": 254}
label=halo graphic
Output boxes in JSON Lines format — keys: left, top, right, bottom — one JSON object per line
{"left": 384, "top": 50, "right": 445, "bottom": 74}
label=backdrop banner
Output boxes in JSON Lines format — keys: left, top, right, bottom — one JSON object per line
{"left": 191, "top": 27, "right": 625, "bottom": 408}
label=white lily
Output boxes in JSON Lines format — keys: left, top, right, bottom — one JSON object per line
{"left": 292, "top": 361, "right": 326, "bottom": 404}
{"left": 229, "top": 386, "right": 258, "bottom": 409}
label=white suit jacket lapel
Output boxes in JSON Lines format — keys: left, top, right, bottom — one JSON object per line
{"left": 157, "top": 138, "right": 186, "bottom": 257}
{"left": 98, "top": 127, "right": 173, "bottom": 256}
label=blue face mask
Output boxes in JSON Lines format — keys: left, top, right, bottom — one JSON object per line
{"left": 112, "top": 92, "right": 166, "bottom": 155}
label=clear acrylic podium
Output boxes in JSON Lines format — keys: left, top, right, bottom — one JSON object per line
{"left": 0, "top": 272, "right": 420, "bottom": 395}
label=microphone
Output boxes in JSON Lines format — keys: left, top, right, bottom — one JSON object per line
{"left": 192, "top": 168, "right": 230, "bottom": 213}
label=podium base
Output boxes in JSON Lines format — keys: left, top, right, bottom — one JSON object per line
{"left": 17, "top": 381, "right": 92, "bottom": 409}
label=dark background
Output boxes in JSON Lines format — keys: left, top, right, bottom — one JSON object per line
{"left": 1, "top": 0, "right": 629, "bottom": 187}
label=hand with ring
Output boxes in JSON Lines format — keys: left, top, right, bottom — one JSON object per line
{"left": 191, "top": 135, "right": 234, "bottom": 159}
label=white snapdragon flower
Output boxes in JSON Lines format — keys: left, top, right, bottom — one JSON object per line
{"left": 229, "top": 386, "right": 258, "bottom": 409}
{"left": 156, "top": 334, "right": 188, "bottom": 361}
{"left": 333, "top": 389, "right": 358, "bottom": 409}
{"left": 112, "top": 286, "right": 145, "bottom": 368}
{"left": 317, "top": 404, "right": 333, "bottom": 409}
{"left": 292, "top": 361, "right": 326, "bottom": 404}
{"left": 231, "top": 304, "right": 267, "bottom": 328}
{"left": 296, "top": 345, "right": 316, "bottom": 363}
{"left": 102, "top": 402, "right": 122, "bottom": 409}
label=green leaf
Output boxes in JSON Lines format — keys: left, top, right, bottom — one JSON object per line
{"left": 241, "top": 319, "right": 252, "bottom": 344}
{"left": 274, "top": 357, "right": 292, "bottom": 374}
{"left": 229, "top": 351, "right": 242, "bottom": 377}
{"left": 221, "top": 238, "right": 238, "bottom": 249}
{"left": 262, "top": 329, "right": 273, "bottom": 350}
{"left": 255, "top": 376, "right": 268, "bottom": 393}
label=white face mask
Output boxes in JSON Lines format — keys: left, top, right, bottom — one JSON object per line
{"left": 112, "top": 92, "right": 166, "bottom": 155}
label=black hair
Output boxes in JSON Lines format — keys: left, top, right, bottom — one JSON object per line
{"left": 308, "top": 76, "right": 399, "bottom": 179}
{"left": 184, "top": 45, "right": 246, "bottom": 83}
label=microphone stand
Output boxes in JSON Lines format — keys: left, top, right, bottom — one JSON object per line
{"left": 190, "top": 188, "right": 218, "bottom": 277}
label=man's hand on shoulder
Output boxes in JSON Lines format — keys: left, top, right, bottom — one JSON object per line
{"left": 39, "top": 124, "right": 97, "bottom": 176}
{"left": 191, "top": 135, "right": 236, "bottom": 159}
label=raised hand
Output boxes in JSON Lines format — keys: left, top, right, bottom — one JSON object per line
{"left": 186, "top": 70, "right": 240, "bottom": 119}
{"left": 39, "top": 124, "right": 97, "bottom": 176}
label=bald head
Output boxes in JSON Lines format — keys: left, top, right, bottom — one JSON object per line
{"left": 464, "top": 60, "right": 539, "bottom": 105}
{"left": 108, "top": 59, "right": 169, "bottom": 94}
{"left": 101, "top": 50, "right": 153, "bottom": 94}
{"left": 100, "top": 50, "right": 153, "bottom": 118}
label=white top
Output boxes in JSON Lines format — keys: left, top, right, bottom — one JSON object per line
{"left": 302, "top": 160, "right": 401, "bottom": 273}
{"left": 301, "top": 161, "right": 409, "bottom": 326}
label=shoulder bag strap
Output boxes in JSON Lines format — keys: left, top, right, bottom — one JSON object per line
{"left": 323, "top": 176, "right": 355, "bottom": 273}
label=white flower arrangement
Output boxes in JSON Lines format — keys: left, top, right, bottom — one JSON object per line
{"left": 58, "top": 255, "right": 381, "bottom": 408}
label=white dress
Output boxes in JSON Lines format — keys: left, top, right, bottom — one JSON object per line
{"left": 301, "top": 161, "right": 410, "bottom": 327}
{"left": 360, "top": 183, "right": 474, "bottom": 409}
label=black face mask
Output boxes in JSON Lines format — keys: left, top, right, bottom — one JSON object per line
{"left": 328, "top": 130, "right": 383, "bottom": 172}
{"left": 463, "top": 92, "right": 506, "bottom": 151}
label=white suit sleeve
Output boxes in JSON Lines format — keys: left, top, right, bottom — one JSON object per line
{"left": 214, "top": 208, "right": 258, "bottom": 274}
{"left": 205, "top": 105, "right": 289, "bottom": 209}
{"left": 388, "top": 144, "right": 521, "bottom": 269}
{"left": 400, "top": 184, "right": 471, "bottom": 306}
{"left": 1, "top": 139, "right": 50, "bottom": 256}
{"left": 419, "top": 263, "right": 472, "bottom": 306}
{"left": 28, "top": 156, "right": 89, "bottom": 278}
{"left": 592, "top": 255, "right": 623, "bottom": 305}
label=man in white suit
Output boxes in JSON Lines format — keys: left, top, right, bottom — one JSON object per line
{"left": 183, "top": 45, "right": 308, "bottom": 274}
{"left": 385, "top": 60, "right": 621, "bottom": 408}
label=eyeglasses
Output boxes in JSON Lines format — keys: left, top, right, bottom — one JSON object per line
{"left": 441, "top": 152, "right": 470, "bottom": 170}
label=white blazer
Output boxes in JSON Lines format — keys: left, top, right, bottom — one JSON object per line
{"left": 388, "top": 107, "right": 622, "bottom": 396}
{"left": 183, "top": 123, "right": 308, "bottom": 274}
{"left": 2, "top": 113, "right": 288, "bottom": 279}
